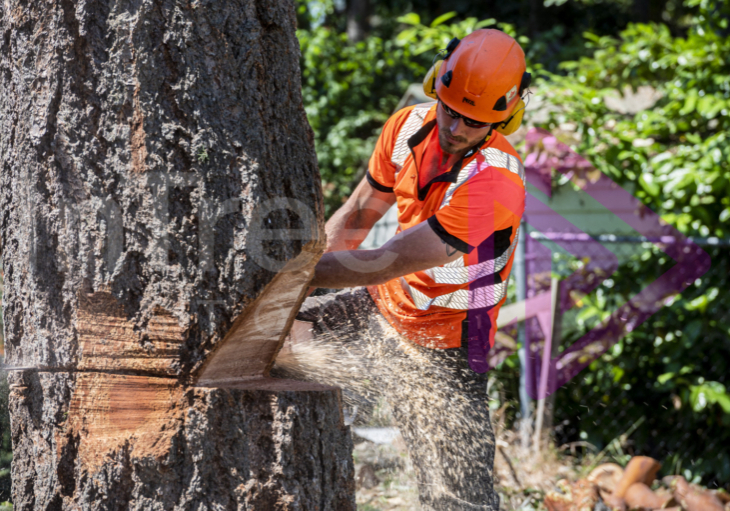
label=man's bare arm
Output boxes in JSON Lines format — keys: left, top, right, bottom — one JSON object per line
{"left": 311, "top": 220, "right": 464, "bottom": 289}
{"left": 324, "top": 176, "right": 396, "bottom": 252}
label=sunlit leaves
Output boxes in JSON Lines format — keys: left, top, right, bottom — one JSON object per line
{"left": 542, "top": 14, "right": 730, "bottom": 239}
{"left": 395, "top": 12, "right": 505, "bottom": 55}
{"left": 297, "top": 25, "right": 420, "bottom": 213}
{"left": 690, "top": 382, "right": 730, "bottom": 413}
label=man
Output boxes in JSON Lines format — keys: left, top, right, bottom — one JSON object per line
{"left": 279, "top": 29, "right": 527, "bottom": 510}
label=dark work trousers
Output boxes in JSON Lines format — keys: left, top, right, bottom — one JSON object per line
{"left": 273, "top": 287, "right": 499, "bottom": 511}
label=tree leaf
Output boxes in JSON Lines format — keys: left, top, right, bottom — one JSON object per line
{"left": 639, "top": 172, "right": 660, "bottom": 196}
{"left": 679, "top": 93, "right": 698, "bottom": 115}
{"left": 475, "top": 18, "right": 497, "bottom": 29}
{"left": 430, "top": 12, "right": 457, "bottom": 27}
{"left": 658, "top": 372, "right": 675, "bottom": 385}
{"left": 396, "top": 12, "right": 421, "bottom": 26}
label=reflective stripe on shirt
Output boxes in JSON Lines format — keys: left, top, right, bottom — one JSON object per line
{"left": 391, "top": 102, "right": 435, "bottom": 171}
{"left": 402, "top": 277, "right": 509, "bottom": 311}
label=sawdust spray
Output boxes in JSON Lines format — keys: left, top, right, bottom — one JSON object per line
{"left": 274, "top": 315, "right": 497, "bottom": 508}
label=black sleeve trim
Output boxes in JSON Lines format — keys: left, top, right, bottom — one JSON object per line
{"left": 427, "top": 216, "right": 473, "bottom": 254}
{"left": 366, "top": 171, "right": 394, "bottom": 193}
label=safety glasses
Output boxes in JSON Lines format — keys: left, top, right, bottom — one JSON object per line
{"left": 439, "top": 101, "right": 492, "bottom": 129}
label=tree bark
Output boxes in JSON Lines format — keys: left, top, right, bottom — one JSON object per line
{"left": 346, "top": 0, "right": 369, "bottom": 42}
{"left": 632, "top": 0, "right": 667, "bottom": 23}
{"left": 0, "top": 0, "right": 355, "bottom": 509}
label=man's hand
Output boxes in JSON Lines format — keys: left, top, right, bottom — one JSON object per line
{"left": 324, "top": 175, "right": 396, "bottom": 253}
{"left": 311, "top": 220, "right": 464, "bottom": 289}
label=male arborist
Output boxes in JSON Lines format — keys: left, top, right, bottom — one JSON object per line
{"left": 281, "top": 29, "right": 528, "bottom": 510}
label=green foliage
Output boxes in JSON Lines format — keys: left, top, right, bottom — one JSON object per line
{"left": 298, "top": 24, "right": 416, "bottom": 213}
{"left": 394, "top": 13, "right": 520, "bottom": 55}
{"left": 689, "top": 381, "right": 730, "bottom": 414}
{"left": 535, "top": 3, "right": 730, "bottom": 484}
{"left": 542, "top": 17, "right": 730, "bottom": 238}
{"left": 553, "top": 249, "right": 730, "bottom": 484}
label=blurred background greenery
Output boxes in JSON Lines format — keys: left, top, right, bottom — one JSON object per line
{"left": 297, "top": 0, "right": 730, "bottom": 489}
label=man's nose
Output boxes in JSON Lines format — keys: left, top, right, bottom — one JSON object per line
{"left": 450, "top": 117, "right": 467, "bottom": 136}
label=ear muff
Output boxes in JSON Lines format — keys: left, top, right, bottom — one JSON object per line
{"left": 423, "top": 38, "right": 461, "bottom": 100}
{"left": 495, "top": 98, "right": 525, "bottom": 136}
{"left": 422, "top": 59, "right": 442, "bottom": 100}
{"left": 495, "top": 72, "right": 532, "bottom": 135}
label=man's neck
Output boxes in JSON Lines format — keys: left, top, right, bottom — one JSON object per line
{"left": 438, "top": 130, "right": 491, "bottom": 167}
{"left": 440, "top": 150, "right": 467, "bottom": 168}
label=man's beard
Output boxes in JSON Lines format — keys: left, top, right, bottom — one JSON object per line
{"left": 438, "top": 128, "right": 470, "bottom": 154}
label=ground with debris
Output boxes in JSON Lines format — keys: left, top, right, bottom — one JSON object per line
{"left": 352, "top": 423, "right": 730, "bottom": 511}
{"left": 352, "top": 418, "right": 575, "bottom": 510}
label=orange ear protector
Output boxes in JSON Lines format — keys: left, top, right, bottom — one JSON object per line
{"left": 422, "top": 37, "right": 531, "bottom": 136}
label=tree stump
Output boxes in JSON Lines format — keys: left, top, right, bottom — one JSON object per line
{"left": 0, "top": 0, "right": 355, "bottom": 509}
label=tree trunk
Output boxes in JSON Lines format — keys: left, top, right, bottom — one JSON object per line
{"left": 0, "top": 0, "right": 355, "bottom": 509}
{"left": 346, "top": 0, "right": 369, "bottom": 42}
{"left": 632, "top": 0, "right": 667, "bottom": 23}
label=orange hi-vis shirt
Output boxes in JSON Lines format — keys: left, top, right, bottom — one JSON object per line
{"left": 366, "top": 102, "right": 526, "bottom": 363}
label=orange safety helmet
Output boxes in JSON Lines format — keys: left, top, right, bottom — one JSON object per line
{"left": 430, "top": 29, "right": 529, "bottom": 124}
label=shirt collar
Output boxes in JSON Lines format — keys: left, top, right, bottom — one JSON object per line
{"left": 407, "top": 120, "right": 493, "bottom": 178}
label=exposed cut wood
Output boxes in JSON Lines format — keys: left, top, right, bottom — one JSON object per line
{"left": 529, "top": 454, "right": 729, "bottom": 511}
{"left": 664, "top": 475, "right": 725, "bottom": 511}
{"left": 544, "top": 478, "right": 599, "bottom": 511}
{"left": 60, "top": 372, "right": 184, "bottom": 473}
{"left": 78, "top": 292, "right": 186, "bottom": 376}
{"left": 196, "top": 251, "right": 318, "bottom": 386}
{"left": 623, "top": 482, "right": 675, "bottom": 510}
{"left": 716, "top": 489, "right": 730, "bottom": 504}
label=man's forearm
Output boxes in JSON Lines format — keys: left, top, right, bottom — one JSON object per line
{"left": 322, "top": 177, "right": 395, "bottom": 252}
{"left": 311, "top": 249, "right": 399, "bottom": 288}
{"left": 324, "top": 206, "right": 377, "bottom": 252}
{"left": 311, "top": 221, "right": 464, "bottom": 289}
{"left": 312, "top": 176, "right": 399, "bottom": 287}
